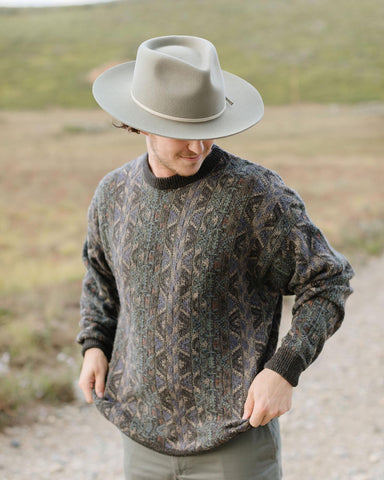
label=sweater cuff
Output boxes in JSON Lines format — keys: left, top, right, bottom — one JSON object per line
{"left": 264, "top": 346, "right": 306, "bottom": 387}
{"left": 81, "top": 339, "right": 112, "bottom": 361}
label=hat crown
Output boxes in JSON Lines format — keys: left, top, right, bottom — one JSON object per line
{"left": 131, "top": 36, "right": 226, "bottom": 122}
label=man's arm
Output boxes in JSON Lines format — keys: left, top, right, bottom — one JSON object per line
{"left": 77, "top": 233, "right": 120, "bottom": 361}
{"left": 77, "top": 186, "right": 120, "bottom": 401}
{"left": 244, "top": 202, "right": 354, "bottom": 425}
{"left": 263, "top": 208, "right": 354, "bottom": 387}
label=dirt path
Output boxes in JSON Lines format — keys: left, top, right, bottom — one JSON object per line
{"left": 0, "top": 255, "right": 383, "bottom": 480}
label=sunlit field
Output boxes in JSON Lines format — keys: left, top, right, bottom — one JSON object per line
{"left": 1, "top": 0, "right": 383, "bottom": 108}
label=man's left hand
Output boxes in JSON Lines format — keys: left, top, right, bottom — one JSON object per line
{"left": 242, "top": 368, "right": 293, "bottom": 427}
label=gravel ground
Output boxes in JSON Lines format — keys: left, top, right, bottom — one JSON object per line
{"left": 0, "top": 255, "right": 383, "bottom": 480}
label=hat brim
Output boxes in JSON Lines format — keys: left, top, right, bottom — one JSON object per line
{"left": 92, "top": 61, "right": 264, "bottom": 140}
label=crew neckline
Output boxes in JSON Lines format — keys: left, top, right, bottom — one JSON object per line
{"left": 142, "top": 144, "right": 222, "bottom": 190}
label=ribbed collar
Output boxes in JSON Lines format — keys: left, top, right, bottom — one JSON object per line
{"left": 142, "top": 144, "right": 222, "bottom": 190}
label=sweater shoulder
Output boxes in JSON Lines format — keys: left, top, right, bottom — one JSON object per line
{"left": 218, "top": 148, "right": 304, "bottom": 211}
{"left": 87, "top": 154, "right": 145, "bottom": 237}
{"left": 95, "top": 154, "right": 144, "bottom": 196}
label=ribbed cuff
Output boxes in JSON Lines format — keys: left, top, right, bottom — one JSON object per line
{"left": 264, "top": 346, "right": 306, "bottom": 387}
{"left": 81, "top": 339, "right": 112, "bottom": 361}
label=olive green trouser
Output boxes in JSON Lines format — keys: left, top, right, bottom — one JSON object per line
{"left": 122, "top": 419, "right": 282, "bottom": 480}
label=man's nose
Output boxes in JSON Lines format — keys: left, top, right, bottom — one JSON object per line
{"left": 187, "top": 140, "right": 205, "bottom": 154}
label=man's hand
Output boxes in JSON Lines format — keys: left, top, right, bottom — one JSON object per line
{"left": 242, "top": 368, "right": 293, "bottom": 427}
{"left": 78, "top": 348, "right": 108, "bottom": 403}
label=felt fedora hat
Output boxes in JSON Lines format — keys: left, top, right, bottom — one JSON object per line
{"left": 92, "top": 35, "right": 264, "bottom": 140}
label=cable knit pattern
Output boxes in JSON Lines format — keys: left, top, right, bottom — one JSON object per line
{"left": 77, "top": 145, "right": 354, "bottom": 455}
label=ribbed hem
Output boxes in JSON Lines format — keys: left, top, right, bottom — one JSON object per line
{"left": 142, "top": 144, "right": 223, "bottom": 190}
{"left": 265, "top": 346, "right": 306, "bottom": 387}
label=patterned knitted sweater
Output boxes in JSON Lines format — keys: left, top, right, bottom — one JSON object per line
{"left": 77, "top": 145, "right": 353, "bottom": 455}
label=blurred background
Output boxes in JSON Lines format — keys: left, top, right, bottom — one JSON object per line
{"left": 0, "top": 0, "right": 383, "bottom": 477}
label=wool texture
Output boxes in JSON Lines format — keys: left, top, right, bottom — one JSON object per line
{"left": 77, "top": 145, "right": 354, "bottom": 455}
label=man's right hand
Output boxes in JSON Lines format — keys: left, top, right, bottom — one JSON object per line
{"left": 78, "top": 348, "right": 108, "bottom": 403}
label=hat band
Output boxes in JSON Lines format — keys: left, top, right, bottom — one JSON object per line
{"left": 131, "top": 90, "right": 226, "bottom": 123}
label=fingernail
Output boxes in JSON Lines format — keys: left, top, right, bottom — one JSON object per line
{"left": 97, "top": 392, "right": 104, "bottom": 398}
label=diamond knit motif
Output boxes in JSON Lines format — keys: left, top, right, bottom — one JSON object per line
{"left": 78, "top": 146, "right": 354, "bottom": 455}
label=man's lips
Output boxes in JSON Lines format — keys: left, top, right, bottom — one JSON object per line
{"left": 181, "top": 154, "right": 203, "bottom": 162}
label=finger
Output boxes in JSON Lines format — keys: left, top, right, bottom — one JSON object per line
{"left": 78, "top": 375, "right": 95, "bottom": 404}
{"left": 84, "top": 386, "right": 94, "bottom": 404}
{"left": 94, "top": 371, "right": 105, "bottom": 399}
{"left": 259, "top": 409, "right": 281, "bottom": 426}
{"left": 249, "top": 408, "right": 265, "bottom": 428}
{"left": 260, "top": 414, "right": 274, "bottom": 426}
{"left": 242, "top": 394, "right": 254, "bottom": 420}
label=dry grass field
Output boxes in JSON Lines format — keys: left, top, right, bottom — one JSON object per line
{"left": 0, "top": 103, "right": 383, "bottom": 426}
{"left": 2, "top": 0, "right": 383, "bottom": 109}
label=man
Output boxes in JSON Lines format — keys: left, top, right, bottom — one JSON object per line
{"left": 77, "top": 35, "right": 354, "bottom": 479}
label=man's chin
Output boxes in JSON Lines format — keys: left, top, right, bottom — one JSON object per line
{"left": 177, "top": 164, "right": 204, "bottom": 177}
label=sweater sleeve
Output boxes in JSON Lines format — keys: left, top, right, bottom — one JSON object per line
{"left": 76, "top": 184, "right": 120, "bottom": 361}
{"left": 263, "top": 203, "right": 354, "bottom": 386}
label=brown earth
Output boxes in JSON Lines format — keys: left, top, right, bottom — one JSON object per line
{"left": 0, "top": 253, "right": 383, "bottom": 480}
